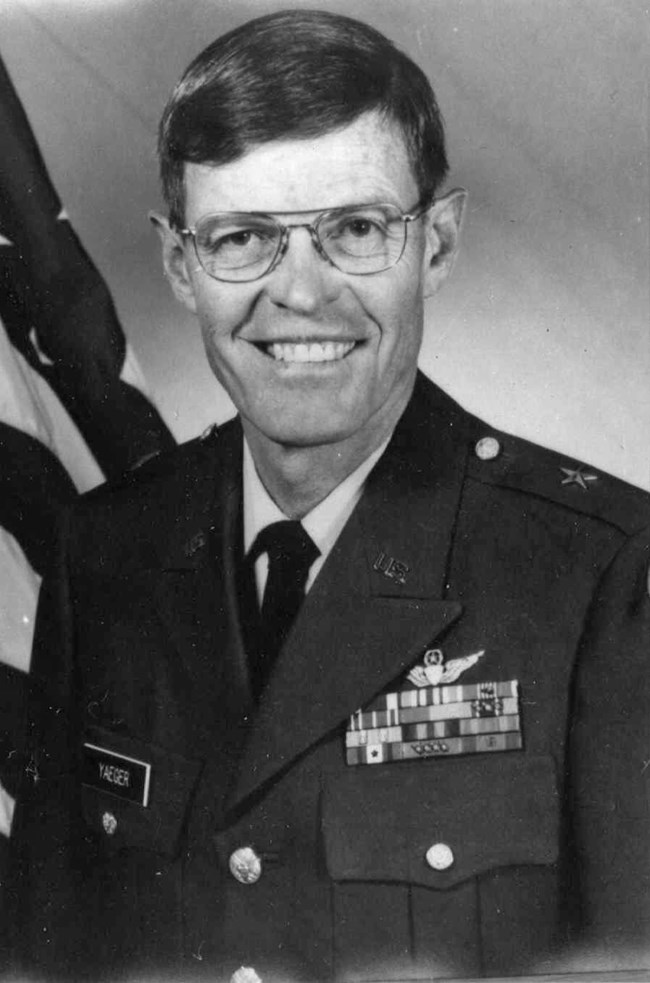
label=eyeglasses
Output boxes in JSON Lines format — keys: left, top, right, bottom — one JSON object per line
{"left": 174, "top": 200, "right": 429, "bottom": 283}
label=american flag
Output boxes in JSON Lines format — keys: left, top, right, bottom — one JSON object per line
{"left": 0, "top": 51, "right": 175, "bottom": 840}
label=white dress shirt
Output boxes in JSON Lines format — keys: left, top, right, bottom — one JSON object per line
{"left": 243, "top": 437, "right": 390, "bottom": 606}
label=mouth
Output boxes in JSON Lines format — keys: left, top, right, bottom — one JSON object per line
{"left": 253, "top": 340, "right": 359, "bottom": 363}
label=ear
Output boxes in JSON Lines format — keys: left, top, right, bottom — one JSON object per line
{"left": 148, "top": 211, "right": 198, "bottom": 313}
{"left": 422, "top": 188, "right": 467, "bottom": 297}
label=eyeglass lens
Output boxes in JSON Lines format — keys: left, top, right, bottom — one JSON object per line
{"left": 192, "top": 204, "right": 409, "bottom": 281}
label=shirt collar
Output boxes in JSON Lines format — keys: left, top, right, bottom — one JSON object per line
{"left": 243, "top": 436, "right": 390, "bottom": 560}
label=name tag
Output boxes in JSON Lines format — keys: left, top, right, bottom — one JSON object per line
{"left": 82, "top": 743, "right": 151, "bottom": 806}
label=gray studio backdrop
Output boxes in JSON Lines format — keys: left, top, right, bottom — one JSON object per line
{"left": 3, "top": 0, "right": 649, "bottom": 489}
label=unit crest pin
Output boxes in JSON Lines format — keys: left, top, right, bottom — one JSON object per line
{"left": 102, "top": 811, "right": 118, "bottom": 836}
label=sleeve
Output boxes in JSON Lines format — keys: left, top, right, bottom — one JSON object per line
{"left": 568, "top": 527, "right": 650, "bottom": 964}
{"left": 9, "top": 508, "right": 92, "bottom": 979}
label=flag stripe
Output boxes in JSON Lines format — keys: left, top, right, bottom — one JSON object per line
{"left": 0, "top": 420, "right": 77, "bottom": 576}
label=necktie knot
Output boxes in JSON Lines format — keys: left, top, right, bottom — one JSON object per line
{"left": 251, "top": 520, "right": 319, "bottom": 570}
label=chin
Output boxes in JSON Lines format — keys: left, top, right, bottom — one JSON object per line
{"left": 247, "top": 400, "right": 360, "bottom": 449}
{"left": 259, "top": 417, "right": 357, "bottom": 449}
{"left": 269, "top": 426, "right": 352, "bottom": 449}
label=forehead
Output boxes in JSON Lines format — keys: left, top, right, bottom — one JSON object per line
{"left": 182, "top": 111, "right": 418, "bottom": 220}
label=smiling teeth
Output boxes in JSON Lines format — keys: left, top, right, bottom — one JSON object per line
{"left": 267, "top": 341, "right": 355, "bottom": 362}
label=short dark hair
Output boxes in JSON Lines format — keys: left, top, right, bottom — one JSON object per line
{"left": 158, "top": 9, "right": 448, "bottom": 228}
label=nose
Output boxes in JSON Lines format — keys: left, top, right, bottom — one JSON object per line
{"left": 264, "top": 226, "right": 341, "bottom": 313}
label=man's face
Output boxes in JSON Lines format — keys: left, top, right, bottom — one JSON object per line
{"left": 163, "top": 111, "right": 461, "bottom": 452}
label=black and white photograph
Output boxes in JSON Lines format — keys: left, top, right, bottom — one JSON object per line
{"left": 0, "top": 2, "right": 648, "bottom": 981}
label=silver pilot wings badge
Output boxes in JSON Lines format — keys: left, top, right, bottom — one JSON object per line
{"left": 407, "top": 647, "right": 485, "bottom": 687}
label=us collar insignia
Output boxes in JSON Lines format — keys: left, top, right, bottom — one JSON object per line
{"left": 373, "top": 551, "right": 409, "bottom": 585}
{"left": 407, "top": 647, "right": 485, "bottom": 688}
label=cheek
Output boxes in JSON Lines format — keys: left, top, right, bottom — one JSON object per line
{"left": 193, "top": 282, "right": 250, "bottom": 344}
{"left": 370, "top": 266, "right": 426, "bottom": 354}
{"left": 195, "top": 300, "right": 240, "bottom": 385}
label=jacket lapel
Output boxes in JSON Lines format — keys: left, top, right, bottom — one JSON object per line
{"left": 149, "top": 421, "right": 252, "bottom": 743}
{"left": 229, "top": 376, "right": 471, "bottom": 809}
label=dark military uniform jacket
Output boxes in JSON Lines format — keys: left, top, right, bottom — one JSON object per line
{"left": 11, "top": 373, "right": 650, "bottom": 982}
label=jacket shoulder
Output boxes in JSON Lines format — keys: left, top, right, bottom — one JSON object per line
{"left": 63, "top": 419, "right": 241, "bottom": 574}
{"left": 464, "top": 424, "right": 650, "bottom": 537}
{"left": 79, "top": 420, "right": 235, "bottom": 511}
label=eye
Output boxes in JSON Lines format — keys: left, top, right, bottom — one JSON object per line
{"left": 321, "top": 207, "right": 396, "bottom": 260}
{"left": 224, "top": 230, "right": 256, "bottom": 247}
{"left": 194, "top": 218, "right": 280, "bottom": 273}
{"left": 339, "top": 217, "right": 377, "bottom": 238}
{"left": 330, "top": 213, "right": 388, "bottom": 240}
{"left": 202, "top": 227, "right": 273, "bottom": 253}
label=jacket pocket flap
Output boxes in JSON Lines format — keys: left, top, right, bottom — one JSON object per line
{"left": 323, "top": 754, "right": 559, "bottom": 889}
{"left": 80, "top": 726, "right": 202, "bottom": 857}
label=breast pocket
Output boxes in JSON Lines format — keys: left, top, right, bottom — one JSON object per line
{"left": 80, "top": 726, "right": 202, "bottom": 858}
{"left": 322, "top": 753, "right": 559, "bottom": 889}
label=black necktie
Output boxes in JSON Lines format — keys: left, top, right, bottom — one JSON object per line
{"left": 248, "top": 520, "right": 320, "bottom": 699}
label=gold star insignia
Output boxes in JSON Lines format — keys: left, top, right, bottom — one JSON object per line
{"left": 560, "top": 467, "right": 598, "bottom": 491}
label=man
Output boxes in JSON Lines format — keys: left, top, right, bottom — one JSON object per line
{"left": 11, "top": 9, "right": 650, "bottom": 982}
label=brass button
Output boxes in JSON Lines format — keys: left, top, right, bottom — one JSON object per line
{"left": 425, "top": 842, "right": 454, "bottom": 871}
{"left": 229, "top": 846, "right": 262, "bottom": 884}
{"left": 231, "top": 968, "right": 262, "bottom": 983}
{"left": 475, "top": 436, "right": 501, "bottom": 461}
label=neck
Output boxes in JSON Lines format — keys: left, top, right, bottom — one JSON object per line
{"left": 243, "top": 405, "right": 407, "bottom": 520}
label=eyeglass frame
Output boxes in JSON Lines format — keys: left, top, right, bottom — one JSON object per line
{"left": 172, "top": 198, "right": 433, "bottom": 283}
